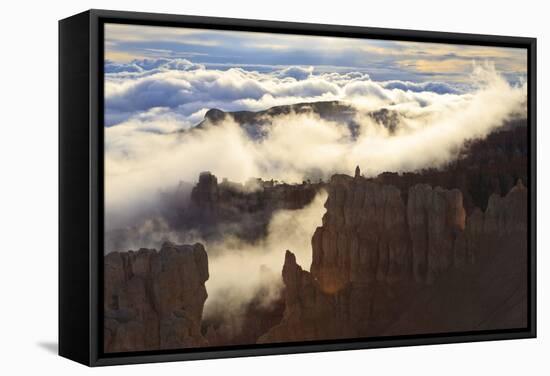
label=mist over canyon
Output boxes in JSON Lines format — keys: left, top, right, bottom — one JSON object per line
{"left": 104, "top": 61, "right": 526, "bottom": 226}
{"left": 103, "top": 107, "right": 528, "bottom": 351}
{"left": 102, "top": 29, "right": 529, "bottom": 352}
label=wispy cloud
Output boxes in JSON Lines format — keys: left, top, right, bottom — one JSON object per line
{"left": 104, "top": 58, "right": 476, "bottom": 127}
{"left": 105, "top": 23, "right": 527, "bottom": 83}
{"left": 104, "top": 61, "right": 526, "bottom": 215}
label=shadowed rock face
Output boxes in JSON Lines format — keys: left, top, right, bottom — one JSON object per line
{"left": 103, "top": 177, "right": 528, "bottom": 351}
{"left": 202, "top": 289, "right": 285, "bottom": 347}
{"left": 259, "top": 176, "right": 527, "bottom": 343}
{"left": 185, "top": 171, "right": 324, "bottom": 241}
{"left": 191, "top": 101, "right": 403, "bottom": 139}
{"left": 310, "top": 175, "right": 469, "bottom": 290}
{"left": 194, "top": 101, "right": 359, "bottom": 139}
{"left": 104, "top": 242, "right": 209, "bottom": 352}
{"left": 371, "top": 124, "right": 528, "bottom": 214}
{"left": 190, "top": 172, "right": 323, "bottom": 217}
{"left": 105, "top": 171, "right": 325, "bottom": 253}
{"left": 103, "top": 119, "right": 529, "bottom": 351}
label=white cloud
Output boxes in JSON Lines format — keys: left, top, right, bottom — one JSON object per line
{"left": 104, "top": 61, "right": 526, "bottom": 217}
{"left": 104, "top": 60, "right": 470, "bottom": 127}
{"left": 343, "top": 80, "right": 391, "bottom": 99}
{"left": 274, "top": 65, "right": 314, "bottom": 80}
{"left": 203, "top": 191, "right": 327, "bottom": 326}
{"left": 382, "top": 79, "right": 463, "bottom": 94}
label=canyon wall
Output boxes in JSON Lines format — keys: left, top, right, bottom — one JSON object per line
{"left": 104, "top": 174, "right": 528, "bottom": 350}
{"left": 259, "top": 175, "right": 527, "bottom": 343}
{"left": 190, "top": 171, "right": 323, "bottom": 218}
{"left": 104, "top": 242, "right": 209, "bottom": 352}
{"left": 185, "top": 171, "right": 323, "bottom": 241}
{"left": 371, "top": 124, "right": 527, "bottom": 213}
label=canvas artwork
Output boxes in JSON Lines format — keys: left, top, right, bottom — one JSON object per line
{"left": 102, "top": 23, "right": 528, "bottom": 353}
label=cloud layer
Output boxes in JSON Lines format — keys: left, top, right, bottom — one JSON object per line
{"left": 104, "top": 58, "right": 474, "bottom": 127}
{"left": 105, "top": 23, "right": 527, "bottom": 86}
{"left": 103, "top": 55, "right": 527, "bottom": 334}
{"left": 104, "top": 61, "right": 526, "bottom": 216}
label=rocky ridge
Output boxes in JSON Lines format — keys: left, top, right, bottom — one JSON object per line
{"left": 185, "top": 171, "right": 324, "bottom": 241}
{"left": 259, "top": 175, "right": 528, "bottom": 343}
{"left": 190, "top": 100, "right": 405, "bottom": 139}
{"left": 104, "top": 242, "right": 209, "bottom": 352}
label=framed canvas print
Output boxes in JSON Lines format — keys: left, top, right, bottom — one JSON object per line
{"left": 59, "top": 9, "right": 537, "bottom": 366}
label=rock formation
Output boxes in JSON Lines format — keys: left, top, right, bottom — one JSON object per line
{"left": 190, "top": 172, "right": 323, "bottom": 216}
{"left": 185, "top": 171, "right": 324, "bottom": 241}
{"left": 202, "top": 288, "right": 285, "bottom": 347}
{"left": 104, "top": 242, "right": 209, "bottom": 352}
{"left": 190, "top": 101, "right": 409, "bottom": 140}
{"left": 193, "top": 101, "right": 359, "bottom": 139}
{"left": 258, "top": 251, "right": 340, "bottom": 343}
{"left": 190, "top": 171, "right": 220, "bottom": 218}
{"left": 370, "top": 124, "right": 528, "bottom": 214}
{"left": 260, "top": 175, "right": 528, "bottom": 343}
{"left": 103, "top": 173, "right": 528, "bottom": 350}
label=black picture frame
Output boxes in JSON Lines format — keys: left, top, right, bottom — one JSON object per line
{"left": 59, "top": 9, "right": 537, "bottom": 367}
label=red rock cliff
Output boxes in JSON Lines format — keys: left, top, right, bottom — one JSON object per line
{"left": 104, "top": 242, "right": 209, "bottom": 352}
{"left": 260, "top": 175, "right": 527, "bottom": 343}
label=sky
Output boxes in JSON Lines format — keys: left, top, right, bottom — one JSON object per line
{"left": 105, "top": 23, "right": 526, "bottom": 82}
{"left": 104, "top": 23, "right": 527, "bottom": 128}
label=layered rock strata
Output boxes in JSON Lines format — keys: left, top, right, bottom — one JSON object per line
{"left": 104, "top": 242, "right": 209, "bottom": 352}
{"left": 260, "top": 175, "right": 527, "bottom": 343}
